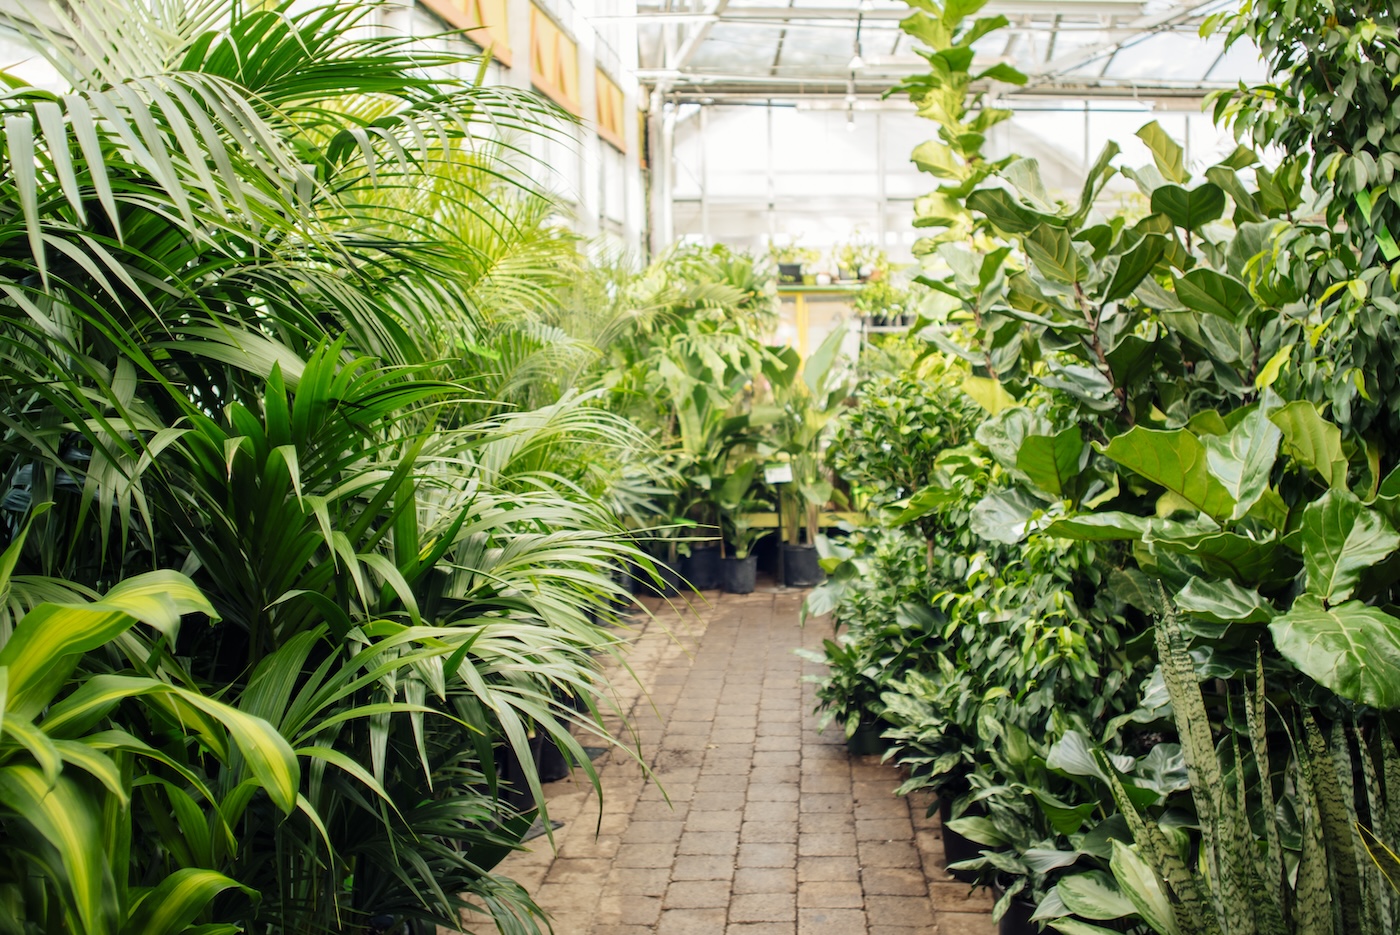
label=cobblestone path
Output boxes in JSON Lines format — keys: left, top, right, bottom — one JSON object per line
{"left": 488, "top": 586, "right": 997, "bottom": 935}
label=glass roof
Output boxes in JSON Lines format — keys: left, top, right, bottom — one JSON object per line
{"left": 630, "top": 0, "right": 1268, "bottom": 101}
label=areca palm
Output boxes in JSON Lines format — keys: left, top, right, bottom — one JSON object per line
{"left": 0, "top": 2, "right": 650, "bottom": 932}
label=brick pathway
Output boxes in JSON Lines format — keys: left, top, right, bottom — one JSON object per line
{"left": 487, "top": 586, "right": 997, "bottom": 935}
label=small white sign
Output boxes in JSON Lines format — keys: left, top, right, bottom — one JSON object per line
{"left": 764, "top": 464, "right": 794, "bottom": 484}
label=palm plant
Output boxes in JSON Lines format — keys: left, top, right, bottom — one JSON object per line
{"left": 0, "top": 2, "right": 652, "bottom": 932}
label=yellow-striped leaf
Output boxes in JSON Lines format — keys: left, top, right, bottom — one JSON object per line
{"left": 123, "top": 868, "right": 251, "bottom": 935}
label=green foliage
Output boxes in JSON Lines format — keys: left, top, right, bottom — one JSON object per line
{"left": 0, "top": 2, "right": 653, "bottom": 933}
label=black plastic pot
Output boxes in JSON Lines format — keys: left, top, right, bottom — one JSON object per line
{"left": 782, "top": 544, "right": 824, "bottom": 587}
{"left": 845, "top": 719, "right": 889, "bottom": 756}
{"left": 990, "top": 880, "right": 1038, "bottom": 935}
{"left": 680, "top": 545, "right": 721, "bottom": 590}
{"left": 633, "top": 560, "right": 682, "bottom": 597}
{"left": 778, "top": 262, "right": 802, "bottom": 284}
{"left": 721, "top": 554, "right": 757, "bottom": 593}
{"left": 939, "top": 796, "right": 984, "bottom": 883}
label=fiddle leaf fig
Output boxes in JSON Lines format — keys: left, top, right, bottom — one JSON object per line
{"left": 1025, "top": 224, "right": 1086, "bottom": 283}
{"left": 1016, "top": 427, "right": 1089, "bottom": 499}
{"left": 1151, "top": 183, "right": 1227, "bottom": 232}
{"left": 970, "top": 488, "right": 1044, "bottom": 543}
{"left": 967, "top": 186, "right": 1044, "bottom": 234}
{"left": 1171, "top": 268, "right": 1255, "bottom": 321}
{"left": 1299, "top": 490, "right": 1400, "bottom": 601}
{"left": 1136, "top": 121, "right": 1188, "bottom": 184}
{"left": 1100, "top": 427, "right": 1235, "bottom": 524}
{"left": 1269, "top": 595, "right": 1400, "bottom": 709}
{"left": 1270, "top": 401, "right": 1348, "bottom": 490}
{"left": 1174, "top": 577, "right": 1275, "bottom": 625}
{"left": 1103, "top": 235, "right": 1166, "bottom": 303}
{"left": 1201, "top": 406, "right": 1281, "bottom": 519}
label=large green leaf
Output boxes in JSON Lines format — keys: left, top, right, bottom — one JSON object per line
{"left": 1270, "top": 401, "right": 1348, "bottom": 489}
{"left": 1100, "top": 427, "right": 1235, "bottom": 524}
{"left": 970, "top": 488, "right": 1044, "bottom": 544}
{"left": 1299, "top": 490, "right": 1400, "bottom": 601}
{"left": 967, "top": 186, "right": 1046, "bottom": 234}
{"left": 1103, "top": 235, "right": 1166, "bottom": 303}
{"left": 1057, "top": 870, "right": 1138, "bottom": 921}
{"left": 1171, "top": 268, "right": 1254, "bottom": 321}
{"left": 1136, "top": 121, "right": 1188, "bottom": 184}
{"left": 1147, "top": 529, "right": 1287, "bottom": 586}
{"left": 1016, "top": 427, "right": 1088, "bottom": 498}
{"left": 1270, "top": 595, "right": 1400, "bottom": 708}
{"left": 1201, "top": 406, "right": 1280, "bottom": 519}
{"left": 1174, "top": 577, "right": 1274, "bottom": 625}
{"left": 0, "top": 767, "right": 117, "bottom": 935}
{"left": 124, "top": 868, "right": 252, "bottom": 935}
{"left": 41, "top": 675, "right": 300, "bottom": 816}
{"left": 1043, "top": 512, "right": 1150, "bottom": 541}
{"left": 1025, "top": 224, "right": 1086, "bottom": 283}
{"left": 1151, "top": 184, "right": 1226, "bottom": 232}
{"left": 0, "top": 571, "right": 214, "bottom": 717}
{"left": 1110, "top": 841, "right": 1183, "bottom": 935}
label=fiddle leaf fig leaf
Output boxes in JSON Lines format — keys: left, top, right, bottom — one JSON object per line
{"left": 970, "top": 488, "right": 1044, "bottom": 543}
{"left": 1016, "top": 427, "right": 1088, "bottom": 498}
{"left": 1146, "top": 529, "right": 1288, "bottom": 586}
{"left": 967, "top": 187, "right": 1044, "bottom": 234}
{"left": 1101, "top": 427, "right": 1235, "bottom": 524}
{"left": 1270, "top": 595, "right": 1400, "bottom": 708}
{"left": 1300, "top": 490, "right": 1400, "bottom": 601}
{"left": 1043, "top": 512, "right": 1149, "bottom": 541}
{"left": 1025, "top": 224, "right": 1086, "bottom": 283}
{"left": 1172, "top": 268, "right": 1255, "bottom": 321}
{"left": 1202, "top": 406, "right": 1281, "bottom": 519}
{"left": 961, "top": 375, "right": 1017, "bottom": 414}
{"left": 1152, "top": 183, "right": 1226, "bottom": 232}
{"left": 1175, "top": 577, "right": 1275, "bottom": 624}
{"left": 1103, "top": 235, "right": 1166, "bottom": 302}
{"left": 1270, "top": 401, "right": 1348, "bottom": 490}
{"left": 1136, "top": 121, "right": 1188, "bottom": 184}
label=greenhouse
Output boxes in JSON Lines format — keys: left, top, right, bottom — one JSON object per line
{"left": 1, "top": 0, "right": 1397, "bottom": 934}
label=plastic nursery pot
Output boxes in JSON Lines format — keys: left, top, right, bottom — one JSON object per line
{"left": 721, "top": 554, "right": 757, "bottom": 594}
{"left": 633, "top": 561, "right": 682, "bottom": 598}
{"left": 778, "top": 262, "right": 803, "bottom": 284}
{"left": 680, "top": 545, "right": 722, "bottom": 590}
{"left": 782, "top": 544, "right": 825, "bottom": 587}
{"left": 939, "top": 797, "right": 986, "bottom": 883}
{"left": 845, "top": 719, "right": 890, "bottom": 756}
{"left": 989, "top": 878, "right": 1038, "bottom": 935}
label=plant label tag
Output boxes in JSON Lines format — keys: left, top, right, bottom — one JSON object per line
{"left": 764, "top": 464, "right": 794, "bottom": 484}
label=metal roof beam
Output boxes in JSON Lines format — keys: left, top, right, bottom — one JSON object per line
{"left": 1022, "top": 0, "right": 1224, "bottom": 85}
{"left": 630, "top": 0, "right": 1149, "bottom": 20}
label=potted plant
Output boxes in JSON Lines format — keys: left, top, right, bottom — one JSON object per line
{"left": 716, "top": 460, "right": 769, "bottom": 593}
{"left": 768, "top": 243, "right": 819, "bottom": 285}
{"left": 766, "top": 328, "right": 852, "bottom": 587}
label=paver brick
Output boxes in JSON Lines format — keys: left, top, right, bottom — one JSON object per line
{"left": 797, "top": 907, "right": 867, "bottom": 934}
{"left": 798, "top": 880, "right": 865, "bottom": 908}
{"left": 664, "top": 880, "right": 733, "bottom": 908}
{"left": 739, "top": 842, "right": 798, "bottom": 867}
{"left": 671, "top": 855, "right": 737, "bottom": 881}
{"left": 797, "top": 856, "right": 861, "bottom": 882}
{"left": 865, "top": 895, "right": 935, "bottom": 927}
{"left": 679, "top": 830, "right": 740, "bottom": 856}
{"left": 730, "top": 892, "right": 797, "bottom": 923}
{"left": 658, "top": 908, "right": 730, "bottom": 934}
{"left": 733, "top": 867, "right": 798, "bottom": 894}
